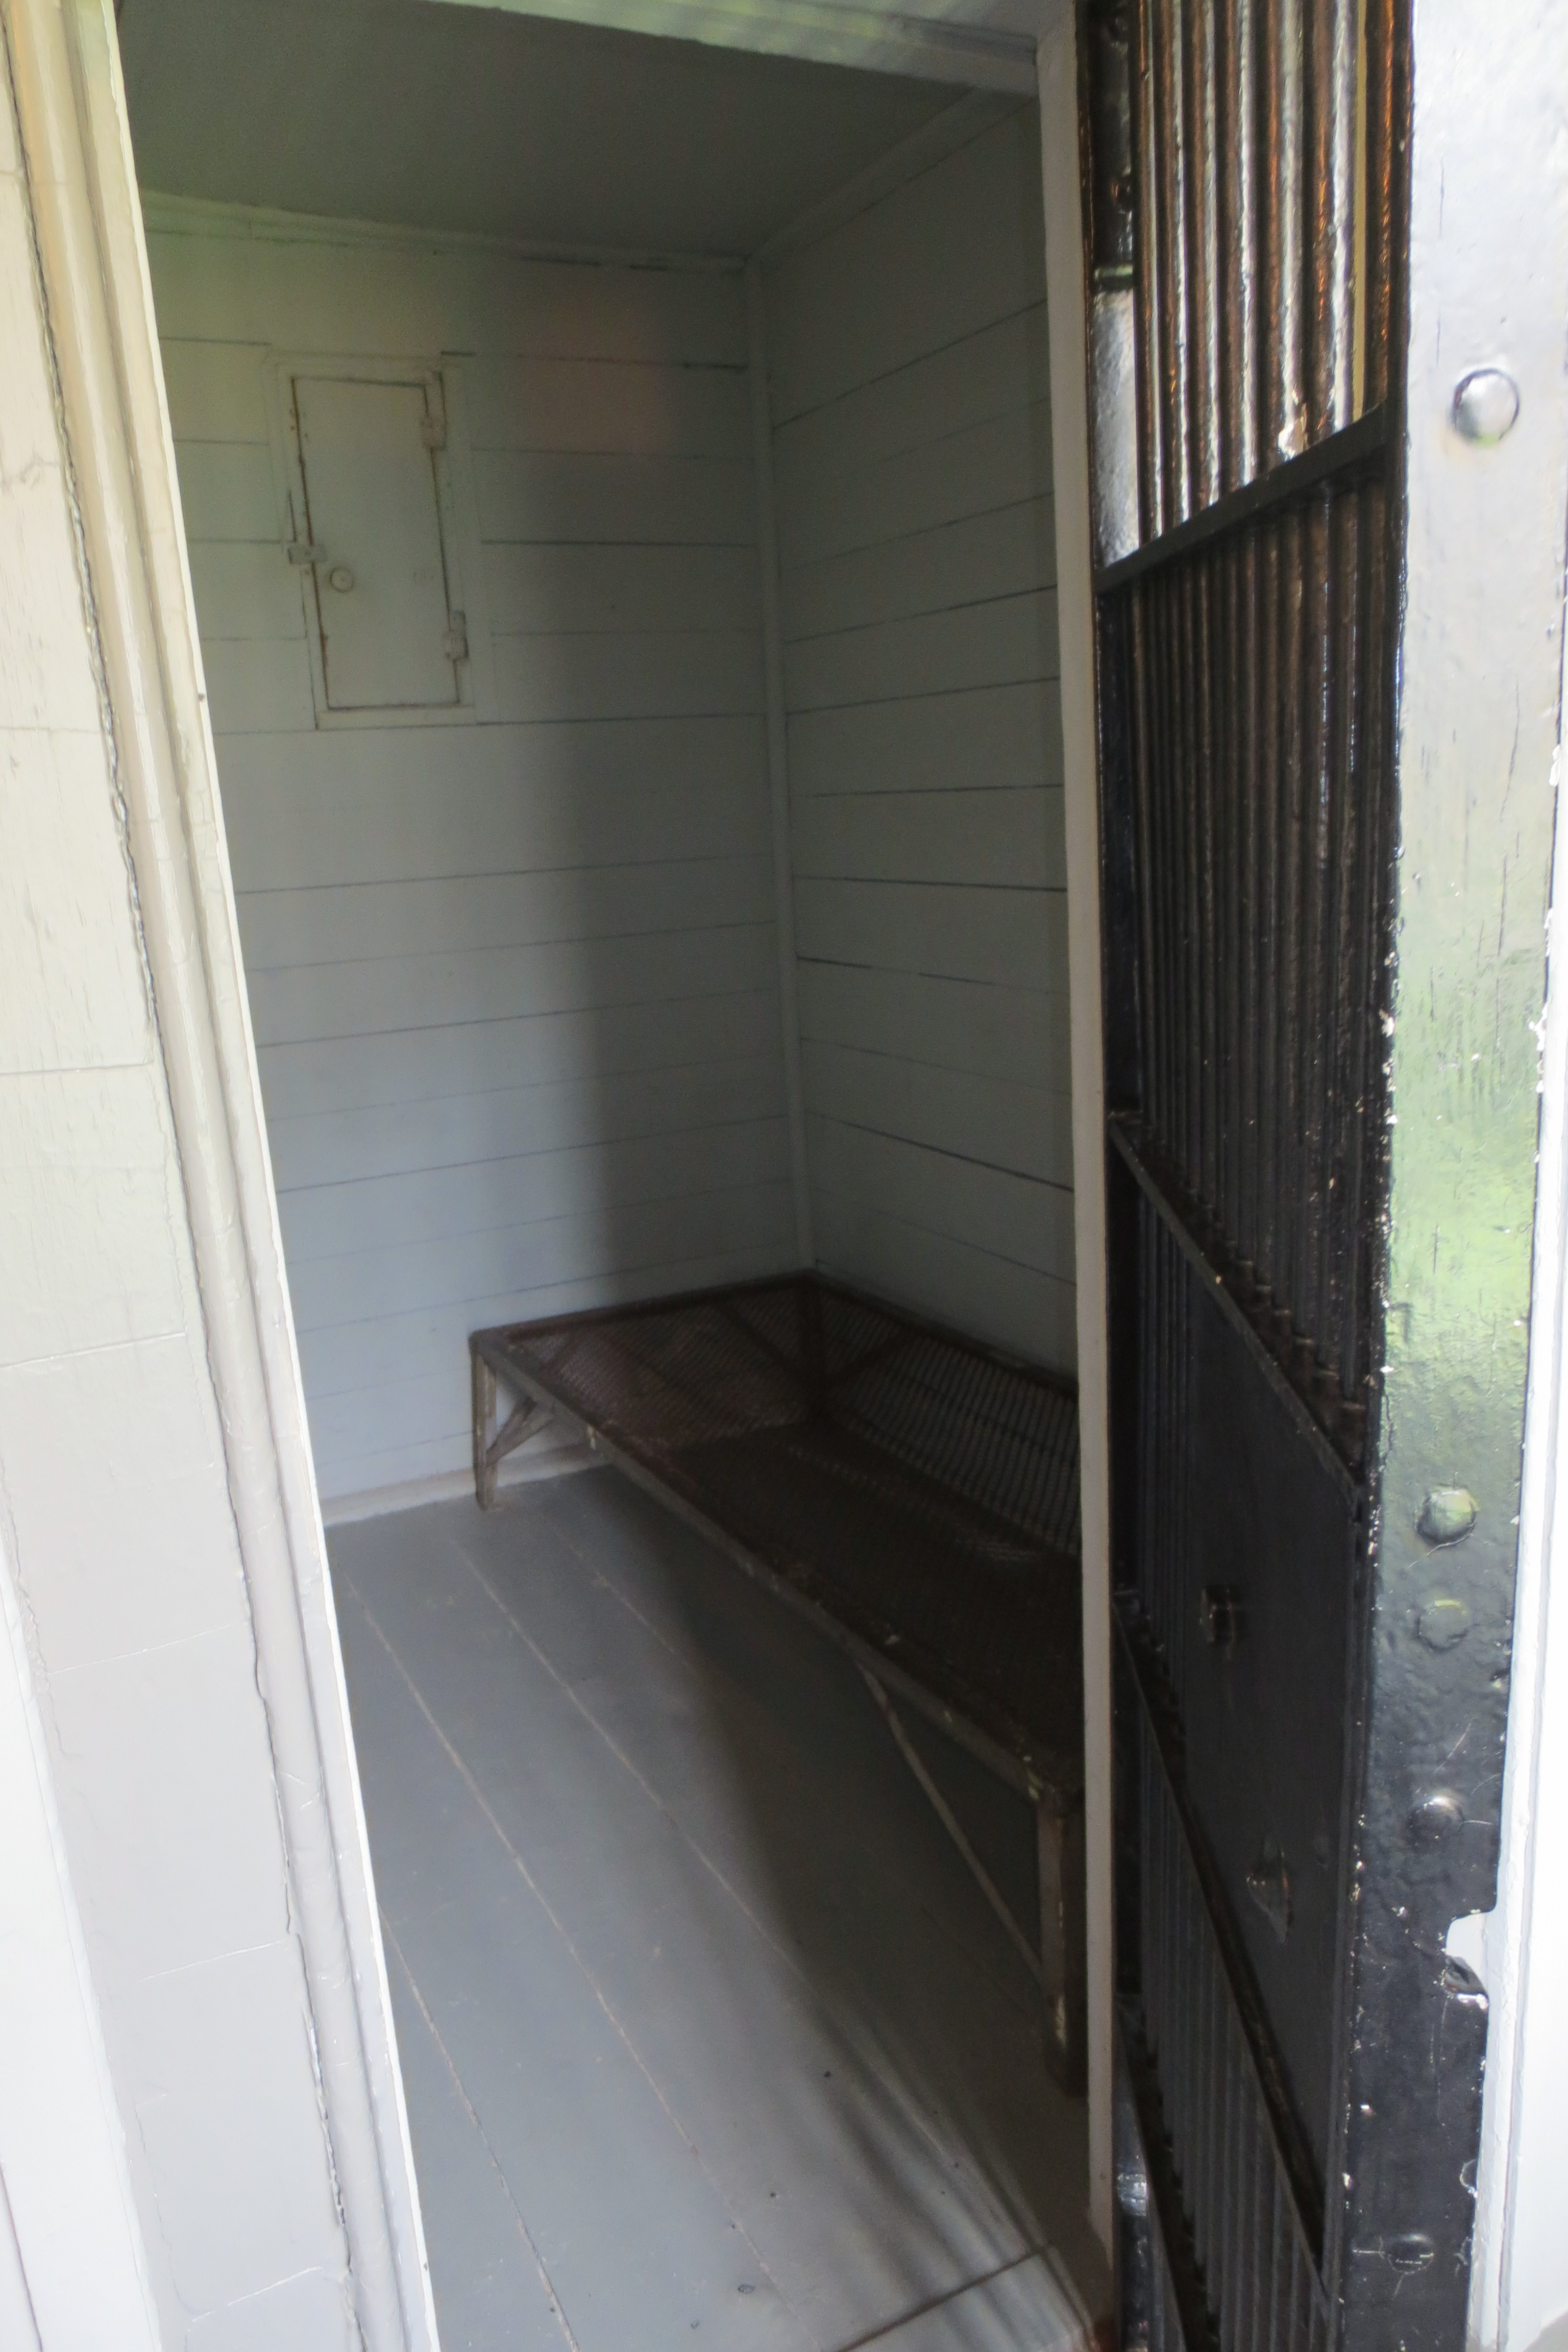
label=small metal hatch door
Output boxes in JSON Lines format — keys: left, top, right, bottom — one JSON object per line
{"left": 288, "top": 371, "right": 465, "bottom": 714}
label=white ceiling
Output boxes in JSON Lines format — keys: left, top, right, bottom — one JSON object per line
{"left": 117, "top": 0, "right": 975, "bottom": 257}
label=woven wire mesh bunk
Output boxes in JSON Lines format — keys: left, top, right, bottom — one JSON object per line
{"left": 471, "top": 1272, "right": 1087, "bottom": 2087}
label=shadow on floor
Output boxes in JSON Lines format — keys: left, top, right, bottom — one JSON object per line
{"left": 329, "top": 1467, "right": 1110, "bottom": 2352}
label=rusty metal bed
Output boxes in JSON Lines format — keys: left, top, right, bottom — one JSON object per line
{"left": 470, "top": 1272, "right": 1086, "bottom": 2088}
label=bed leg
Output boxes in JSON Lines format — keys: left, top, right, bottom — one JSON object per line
{"left": 472, "top": 1349, "right": 499, "bottom": 1509}
{"left": 472, "top": 1346, "right": 548, "bottom": 1509}
{"left": 1038, "top": 1798, "right": 1087, "bottom": 2095}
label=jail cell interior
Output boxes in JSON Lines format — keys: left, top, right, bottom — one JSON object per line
{"left": 118, "top": 3, "right": 1105, "bottom": 2346}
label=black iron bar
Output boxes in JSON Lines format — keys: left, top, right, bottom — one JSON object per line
{"left": 1196, "top": 556, "right": 1220, "bottom": 1216}
{"left": 1274, "top": 503, "right": 1307, "bottom": 1334}
{"left": 1219, "top": 540, "right": 1242, "bottom": 1246}
{"left": 1261, "top": 0, "right": 1305, "bottom": 470}
{"left": 1131, "top": 588, "right": 1163, "bottom": 1139}
{"left": 1155, "top": 0, "right": 1194, "bottom": 523}
{"left": 1307, "top": 0, "right": 1358, "bottom": 440}
{"left": 1180, "top": 566, "right": 1204, "bottom": 1193}
{"left": 1360, "top": 0, "right": 1396, "bottom": 413}
{"left": 1187, "top": 0, "right": 1222, "bottom": 510}
{"left": 1217, "top": 0, "right": 1259, "bottom": 493}
{"left": 1254, "top": 520, "right": 1282, "bottom": 1300}
{"left": 1238, "top": 529, "right": 1261, "bottom": 1269}
{"left": 1297, "top": 486, "right": 1334, "bottom": 1354}
{"left": 1135, "top": 0, "right": 1168, "bottom": 541}
{"left": 1096, "top": 404, "right": 1386, "bottom": 593}
{"left": 1323, "top": 488, "right": 1363, "bottom": 1372}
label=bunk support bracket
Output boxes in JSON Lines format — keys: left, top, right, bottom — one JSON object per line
{"left": 470, "top": 1342, "right": 549, "bottom": 1509}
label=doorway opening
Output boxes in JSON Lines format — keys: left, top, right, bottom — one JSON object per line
{"left": 117, "top": 2, "right": 1098, "bottom": 2342}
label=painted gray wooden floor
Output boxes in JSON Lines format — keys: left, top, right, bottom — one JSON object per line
{"left": 329, "top": 1469, "right": 1110, "bottom": 2352}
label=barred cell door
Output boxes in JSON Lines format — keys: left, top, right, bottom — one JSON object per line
{"left": 1074, "top": 4, "right": 1566, "bottom": 2349}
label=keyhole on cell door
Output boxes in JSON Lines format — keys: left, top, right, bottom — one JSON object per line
{"left": 327, "top": 565, "right": 356, "bottom": 593}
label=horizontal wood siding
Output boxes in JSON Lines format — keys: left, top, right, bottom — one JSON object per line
{"left": 148, "top": 209, "right": 791, "bottom": 1499}
{"left": 764, "top": 106, "right": 1075, "bottom": 1369}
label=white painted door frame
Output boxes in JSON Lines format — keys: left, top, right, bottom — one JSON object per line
{"left": 0, "top": 2, "right": 436, "bottom": 2342}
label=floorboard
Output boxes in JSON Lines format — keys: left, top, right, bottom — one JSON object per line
{"left": 329, "top": 1472, "right": 1108, "bottom": 2352}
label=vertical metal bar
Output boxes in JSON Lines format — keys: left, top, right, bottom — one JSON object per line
{"left": 1204, "top": 1967, "right": 1222, "bottom": 2333}
{"left": 1265, "top": 2167, "right": 1285, "bottom": 2352}
{"left": 1220, "top": 543, "right": 1242, "bottom": 1247}
{"left": 1225, "top": 2055, "right": 1246, "bottom": 2352}
{"left": 1154, "top": 1221, "right": 1168, "bottom": 1655}
{"left": 1196, "top": 560, "right": 1220, "bottom": 1217}
{"left": 1153, "top": 0, "right": 1194, "bottom": 522}
{"left": 1188, "top": 1878, "right": 1208, "bottom": 2271}
{"left": 1254, "top": 520, "right": 1282, "bottom": 1299}
{"left": 1307, "top": 0, "right": 1358, "bottom": 436}
{"left": 1273, "top": 505, "right": 1307, "bottom": 1336}
{"left": 1296, "top": 487, "right": 1334, "bottom": 1353}
{"left": 1173, "top": 1801, "right": 1192, "bottom": 2206}
{"left": 1185, "top": 0, "right": 1222, "bottom": 509}
{"left": 1150, "top": 578, "right": 1178, "bottom": 1165}
{"left": 1360, "top": 0, "right": 1396, "bottom": 410}
{"left": 1142, "top": 1203, "right": 1156, "bottom": 1626}
{"left": 1237, "top": 529, "right": 1261, "bottom": 1274}
{"left": 1181, "top": 571, "right": 1204, "bottom": 1192}
{"left": 1177, "top": 1246, "right": 1193, "bottom": 1695}
{"left": 1131, "top": 588, "right": 1163, "bottom": 1142}
{"left": 1261, "top": 0, "right": 1306, "bottom": 468}
{"left": 1134, "top": 0, "right": 1168, "bottom": 542}
{"left": 1218, "top": 0, "right": 1260, "bottom": 490}
{"left": 1217, "top": 2006, "right": 1237, "bottom": 2352}
{"left": 1166, "top": 572, "right": 1189, "bottom": 1189}
{"left": 1156, "top": 574, "right": 1186, "bottom": 1183}
{"left": 1323, "top": 489, "right": 1363, "bottom": 1377}
{"left": 1341, "top": 473, "right": 1389, "bottom": 1408}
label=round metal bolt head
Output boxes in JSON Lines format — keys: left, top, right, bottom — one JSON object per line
{"left": 1418, "top": 1486, "right": 1478, "bottom": 1545}
{"left": 1385, "top": 2232, "right": 1437, "bottom": 2273}
{"left": 1417, "top": 1595, "right": 1472, "bottom": 1650}
{"left": 327, "top": 564, "right": 356, "bottom": 593}
{"left": 1452, "top": 368, "right": 1520, "bottom": 444}
{"left": 1441, "top": 1957, "right": 1486, "bottom": 2008}
{"left": 1408, "top": 1789, "right": 1465, "bottom": 1844}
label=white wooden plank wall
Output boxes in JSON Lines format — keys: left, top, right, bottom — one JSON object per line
{"left": 144, "top": 210, "right": 794, "bottom": 1499}
{"left": 762, "top": 108, "right": 1075, "bottom": 1368}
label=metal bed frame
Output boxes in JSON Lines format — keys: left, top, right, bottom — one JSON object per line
{"left": 470, "top": 1272, "right": 1087, "bottom": 2089}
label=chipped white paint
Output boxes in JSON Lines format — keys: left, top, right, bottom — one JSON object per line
{"left": 0, "top": 2, "right": 433, "bottom": 2342}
